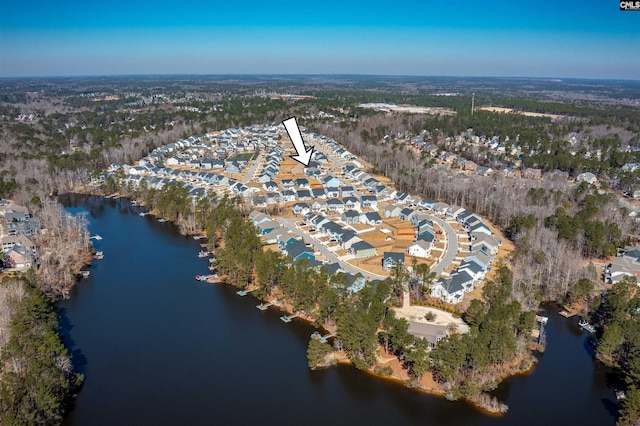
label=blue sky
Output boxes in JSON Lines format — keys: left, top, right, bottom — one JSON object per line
{"left": 1, "top": 1, "right": 638, "bottom": 79}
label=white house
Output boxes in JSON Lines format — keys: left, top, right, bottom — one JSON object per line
{"left": 407, "top": 239, "right": 432, "bottom": 258}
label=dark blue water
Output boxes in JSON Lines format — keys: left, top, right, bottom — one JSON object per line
{"left": 58, "top": 195, "right": 618, "bottom": 426}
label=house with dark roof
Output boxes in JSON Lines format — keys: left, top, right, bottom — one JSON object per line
{"left": 292, "top": 203, "right": 310, "bottom": 216}
{"left": 343, "top": 196, "right": 358, "bottom": 210}
{"left": 312, "top": 188, "right": 327, "bottom": 199}
{"left": 360, "top": 195, "right": 378, "bottom": 209}
{"left": 431, "top": 270, "right": 474, "bottom": 304}
{"left": 361, "top": 211, "right": 382, "bottom": 226}
{"left": 341, "top": 186, "right": 356, "bottom": 197}
{"left": 382, "top": 252, "right": 405, "bottom": 270}
{"left": 326, "top": 187, "right": 340, "bottom": 198}
{"left": 399, "top": 208, "right": 416, "bottom": 221}
{"left": 340, "top": 230, "right": 362, "bottom": 249}
{"left": 284, "top": 240, "right": 315, "bottom": 262}
{"left": 341, "top": 210, "right": 361, "bottom": 225}
{"left": 350, "top": 241, "right": 377, "bottom": 258}
{"left": 296, "top": 189, "right": 312, "bottom": 201}
{"left": 326, "top": 198, "right": 345, "bottom": 212}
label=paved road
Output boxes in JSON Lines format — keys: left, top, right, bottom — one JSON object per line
{"left": 430, "top": 216, "right": 459, "bottom": 275}
{"left": 241, "top": 153, "right": 264, "bottom": 184}
{"left": 276, "top": 217, "right": 385, "bottom": 281}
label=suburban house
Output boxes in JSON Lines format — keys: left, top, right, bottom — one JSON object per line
{"left": 471, "top": 233, "right": 501, "bottom": 255}
{"left": 468, "top": 221, "right": 492, "bottom": 236}
{"left": 343, "top": 197, "right": 359, "bottom": 210}
{"left": 350, "top": 241, "right": 377, "bottom": 258}
{"left": 2, "top": 245, "right": 34, "bottom": 271}
{"left": 360, "top": 196, "right": 378, "bottom": 209}
{"left": 384, "top": 205, "right": 402, "bottom": 218}
{"left": 341, "top": 210, "right": 361, "bottom": 225}
{"left": 332, "top": 272, "right": 366, "bottom": 294}
{"left": 418, "top": 199, "right": 436, "bottom": 210}
{"left": 296, "top": 189, "right": 312, "bottom": 201}
{"left": 327, "top": 198, "right": 345, "bottom": 212}
{"left": 433, "top": 202, "right": 450, "bottom": 214}
{"left": 358, "top": 212, "right": 380, "bottom": 226}
{"left": 326, "top": 187, "right": 341, "bottom": 198}
{"left": 341, "top": 186, "right": 356, "bottom": 197}
{"left": 407, "top": 239, "right": 432, "bottom": 258}
{"left": 604, "top": 247, "right": 640, "bottom": 284}
{"left": 399, "top": 208, "right": 417, "bottom": 221}
{"left": 256, "top": 220, "right": 280, "bottom": 236}
{"left": 321, "top": 175, "right": 340, "bottom": 188}
{"left": 312, "top": 188, "right": 327, "bottom": 199}
{"left": 311, "top": 200, "right": 328, "bottom": 212}
{"left": 283, "top": 240, "right": 315, "bottom": 262}
{"left": 406, "top": 322, "right": 448, "bottom": 349}
{"left": 431, "top": 271, "right": 475, "bottom": 304}
{"left": 458, "top": 260, "right": 486, "bottom": 282}
{"left": 0, "top": 235, "right": 36, "bottom": 255}
{"left": 446, "top": 205, "right": 465, "bottom": 219}
{"left": 292, "top": 203, "right": 310, "bottom": 215}
{"left": 382, "top": 252, "right": 405, "bottom": 271}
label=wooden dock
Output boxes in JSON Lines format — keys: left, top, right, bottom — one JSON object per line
{"left": 280, "top": 314, "right": 299, "bottom": 323}
{"left": 257, "top": 302, "right": 274, "bottom": 311}
{"left": 320, "top": 332, "right": 336, "bottom": 343}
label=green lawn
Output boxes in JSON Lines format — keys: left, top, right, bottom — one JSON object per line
{"left": 235, "top": 152, "right": 256, "bottom": 161}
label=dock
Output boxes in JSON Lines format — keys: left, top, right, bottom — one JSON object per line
{"left": 320, "top": 332, "right": 336, "bottom": 343}
{"left": 257, "top": 302, "right": 274, "bottom": 311}
{"left": 139, "top": 212, "right": 150, "bottom": 217}
{"left": 236, "top": 289, "right": 254, "bottom": 296}
{"left": 90, "top": 234, "right": 103, "bottom": 241}
{"left": 280, "top": 314, "right": 299, "bottom": 323}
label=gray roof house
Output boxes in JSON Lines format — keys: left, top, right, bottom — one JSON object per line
{"left": 383, "top": 252, "right": 405, "bottom": 270}
{"left": 350, "top": 241, "right": 377, "bottom": 259}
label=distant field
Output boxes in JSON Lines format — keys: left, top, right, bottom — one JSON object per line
{"left": 478, "top": 106, "right": 565, "bottom": 120}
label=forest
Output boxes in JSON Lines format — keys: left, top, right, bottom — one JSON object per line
{"left": 0, "top": 76, "right": 639, "bottom": 423}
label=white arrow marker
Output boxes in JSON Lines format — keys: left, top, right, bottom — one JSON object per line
{"left": 283, "top": 116, "right": 314, "bottom": 166}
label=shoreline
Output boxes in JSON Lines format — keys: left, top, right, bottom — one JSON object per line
{"left": 74, "top": 191, "right": 533, "bottom": 416}
{"left": 206, "top": 276, "right": 532, "bottom": 415}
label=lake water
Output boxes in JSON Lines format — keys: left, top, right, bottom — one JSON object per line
{"left": 58, "top": 195, "right": 618, "bottom": 426}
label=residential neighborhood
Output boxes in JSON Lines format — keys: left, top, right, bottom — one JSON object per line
{"left": 113, "top": 123, "right": 506, "bottom": 307}
{"left": 0, "top": 200, "right": 41, "bottom": 271}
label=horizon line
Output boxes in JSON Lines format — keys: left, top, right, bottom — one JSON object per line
{"left": 0, "top": 73, "right": 639, "bottom": 83}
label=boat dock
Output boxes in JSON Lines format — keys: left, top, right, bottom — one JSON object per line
{"left": 257, "top": 302, "right": 274, "bottom": 311}
{"left": 320, "top": 332, "right": 336, "bottom": 343}
{"left": 280, "top": 314, "right": 299, "bottom": 323}
{"left": 236, "top": 289, "right": 254, "bottom": 296}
